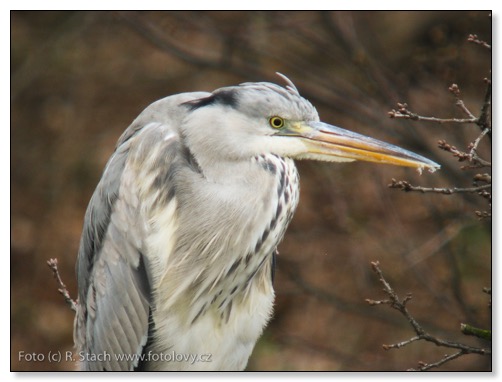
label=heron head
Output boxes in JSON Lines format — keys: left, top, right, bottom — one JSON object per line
{"left": 182, "top": 74, "right": 439, "bottom": 173}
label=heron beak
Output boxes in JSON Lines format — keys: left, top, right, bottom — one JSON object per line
{"left": 281, "top": 121, "right": 440, "bottom": 172}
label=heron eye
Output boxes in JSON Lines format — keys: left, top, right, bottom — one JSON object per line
{"left": 269, "top": 117, "right": 285, "bottom": 129}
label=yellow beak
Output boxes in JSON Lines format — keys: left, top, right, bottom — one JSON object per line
{"left": 280, "top": 121, "right": 440, "bottom": 172}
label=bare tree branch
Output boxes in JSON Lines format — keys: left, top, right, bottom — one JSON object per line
{"left": 387, "top": 66, "right": 491, "bottom": 219}
{"left": 437, "top": 139, "right": 471, "bottom": 163}
{"left": 448, "top": 83, "right": 476, "bottom": 120}
{"left": 47, "top": 258, "right": 78, "bottom": 313}
{"left": 468, "top": 128, "right": 491, "bottom": 166}
{"left": 467, "top": 34, "right": 491, "bottom": 50}
{"left": 388, "top": 179, "right": 491, "bottom": 195}
{"left": 409, "top": 351, "right": 466, "bottom": 371}
{"left": 388, "top": 103, "right": 477, "bottom": 124}
{"left": 366, "top": 261, "right": 490, "bottom": 371}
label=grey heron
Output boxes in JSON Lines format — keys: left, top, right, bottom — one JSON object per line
{"left": 74, "top": 74, "right": 439, "bottom": 371}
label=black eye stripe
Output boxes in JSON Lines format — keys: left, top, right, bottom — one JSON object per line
{"left": 185, "top": 90, "right": 238, "bottom": 111}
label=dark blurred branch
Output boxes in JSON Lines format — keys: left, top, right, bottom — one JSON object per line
{"left": 483, "top": 287, "right": 491, "bottom": 296}
{"left": 47, "top": 258, "right": 78, "bottom": 313}
{"left": 366, "top": 261, "right": 490, "bottom": 371}
{"left": 320, "top": 11, "right": 400, "bottom": 103}
{"left": 478, "top": 78, "right": 492, "bottom": 136}
{"left": 115, "top": 11, "right": 406, "bottom": 131}
{"left": 116, "top": 12, "right": 227, "bottom": 72}
{"left": 280, "top": 258, "right": 404, "bottom": 327}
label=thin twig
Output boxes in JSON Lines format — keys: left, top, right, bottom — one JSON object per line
{"left": 468, "top": 128, "right": 491, "bottom": 167}
{"left": 437, "top": 139, "right": 470, "bottom": 162}
{"left": 437, "top": 138, "right": 490, "bottom": 168}
{"left": 388, "top": 179, "right": 491, "bottom": 195}
{"left": 382, "top": 336, "right": 421, "bottom": 350}
{"left": 448, "top": 84, "right": 477, "bottom": 120}
{"left": 366, "top": 261, "right": 490, "bottom": 369}
{"left": 408, "top": 351, "right": 466, "bottom": 371}
{"left": 470, "top": 128, "right": 490, "bottom": 156}
{"left": 389, "top": 109, "right": 477, "bottom": 124}
{"left": 366, "top": 262, "right": 425, "bottom": 339}
{"left": 47, "top": 258, "right": 78, "bottom": 313}
{"left": 469, "top": 134, "right": 492, "bottom": 167}
{"left": 456, "top": 99, "right": 476, "bottom": 119}
{"left": 388, "top": 102, "right": 477, "bottom": 124}
{"left": 467, "top": 34, "right": 491, "bottom": 50}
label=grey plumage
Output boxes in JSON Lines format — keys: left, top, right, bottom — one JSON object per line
{"left": 74, "top": 75, "right": 439, "bottom": 371}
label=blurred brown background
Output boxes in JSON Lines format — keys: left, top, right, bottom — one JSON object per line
{"left": 11, "top": 11, "right": 491, "bottom": 371}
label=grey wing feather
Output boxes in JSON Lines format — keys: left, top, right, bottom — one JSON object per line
{"left": 74, "top": 92, "right": 210, "bottom": 371}
{"left": 74, "top": 138, "right": 152, "bottom": 370}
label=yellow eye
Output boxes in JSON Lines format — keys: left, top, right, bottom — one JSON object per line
{"left": 269, "top": 116, "right": 285, "bottom": 129}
